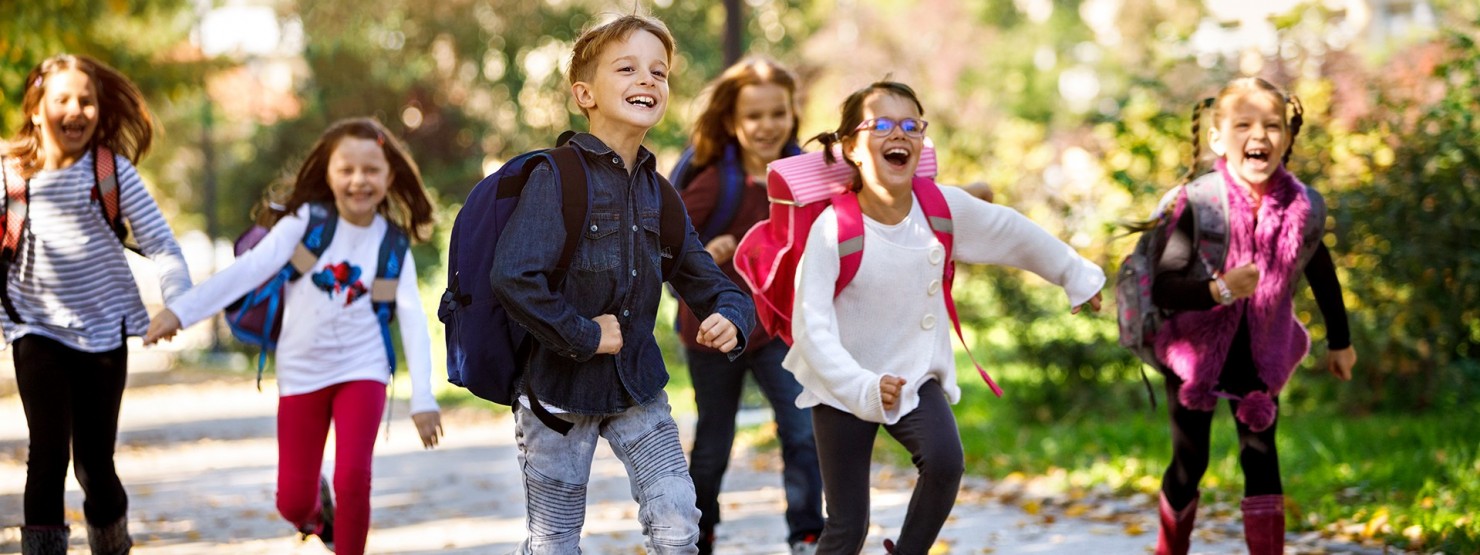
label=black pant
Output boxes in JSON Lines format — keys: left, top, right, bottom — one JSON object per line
{"left": 812, "top": 379, "right": 964, "bottom": 555}
{"left": 14, "top": 334, "right": 130, "bottom": 527}
{"left": 1161, "top": 321, "right": 1282, "bottom": 511}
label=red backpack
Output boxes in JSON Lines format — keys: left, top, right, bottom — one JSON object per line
{"left": 733, "top": 146, "right": 1003, "bottom": 396}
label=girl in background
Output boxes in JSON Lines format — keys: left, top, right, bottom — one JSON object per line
{"left": 145, "top": 117, "right": 443, "bottom": 555}
{"left": 4, "top": 53, "right": 193, "bottom": 555}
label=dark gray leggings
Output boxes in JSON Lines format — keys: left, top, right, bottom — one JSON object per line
{"left": 811, "top": 379, "right": 964, "bottom": 555}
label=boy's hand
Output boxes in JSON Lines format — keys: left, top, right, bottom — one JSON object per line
{"left": 595, "top": 314, "right": 623, "bottom": 354}
{"left": 412, "top": 411, "right": 443, "bottom": 449}
{"left": 143, "top": 309, "right": 182, "bottom": 346}
{"left": 880, "top": 375, "right": 907, "bottom": 411}
{"left": 1071, "top": 292, "right": 1103, "bottom": 314}
{"left": 696, "top": 313, "right": 739, "bottom": 353}
{"left": 705, "top": 234, "right": 738, "bottom": 265}
{"left": 1327, "top": 346, "right": 1356, "bottom": 381}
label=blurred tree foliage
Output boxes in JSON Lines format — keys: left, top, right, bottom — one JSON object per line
{"left": 0, "top": 0, "right": 214, "bottom": 217}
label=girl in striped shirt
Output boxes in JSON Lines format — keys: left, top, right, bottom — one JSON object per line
{"left": 3, "top": 54, "right": 192, "bottom": 555}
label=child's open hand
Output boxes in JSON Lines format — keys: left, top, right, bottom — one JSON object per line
{"left": 1327, "top": 346, "right": 1356, "bottom": 381}
{"left": 880, "top": 375, "right": 907, "bottom": 411}
{"left": 696, "top": 313, "right": 739, "bottom": 353}
{"left": 594, "top": 314, "right": 623, "bottom": 354}
{"left": 143, "top": 309, "right": 182, "bottom": 346}
{"left": 412, "top": 410, "right": 443, "bottom": 449}
{"left": 1071, "top": 292, "right": 1103, "bottom": 314}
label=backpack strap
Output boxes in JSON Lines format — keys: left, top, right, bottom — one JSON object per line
{"left": 0, "top": 157, "right": 27, "bottom": 323}
{"left": 1296, "top": 185, "right": 1326, "bottom": 269}
{"left": 91, "top": 146, "right": 129, "bottom": 245}
{"left": 1183, "top": 173, "right": 1230, "bottom": 279}
{"left": 831, "top": 191, "right": 865, "bottom": 296}
{"left": 249, "top": 202, "right": 337, "bottom": 389}
{"left": 914, "top": 178, "right": 1004, "bottom": 397}
{"left": 371, "top": 223, "right": 410, "bottom": 375}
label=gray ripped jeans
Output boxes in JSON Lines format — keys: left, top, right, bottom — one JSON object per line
{"left": 514, "top": 391, "right": 700, "bottom": 554}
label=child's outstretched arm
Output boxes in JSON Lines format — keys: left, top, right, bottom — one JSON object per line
{"left": 1303, "top": 243, "right": 1356, "bottom": 380}
{"left": 143, "top": 206, "right": 311, "bottom": 345}
{"left": 490, "top": 164, "right": 606, "bottom": 360}
{"left": 394, "top": 249, "right": 442, "bottom": 448}
{"left": 666, "top": 211, "right": 753, "bottom": 355}
{"left": 942, "top": 187, "right": 1105, "bottom": 308}
{"left": 117, "top": 158, "right": 192, "bottom": 304}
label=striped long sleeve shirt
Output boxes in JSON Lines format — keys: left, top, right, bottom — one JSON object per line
{"left": 2, "top": 150, "right": 192, "bottom": 352}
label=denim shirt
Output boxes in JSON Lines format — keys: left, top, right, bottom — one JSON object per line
{"left": 492, "top": 133, "right": 754, "bottom": 414}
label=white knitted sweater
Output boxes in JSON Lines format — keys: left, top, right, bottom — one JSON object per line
{"left": 784, "top": 186, "right": 1105, "bottom": 424}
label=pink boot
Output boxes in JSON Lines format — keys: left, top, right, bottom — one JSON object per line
{"left": 1155, "top": 491, "right": 1197, "bottom": 555}
{"left": 1241, "top": 494, "right": 1286, "bottom": 555}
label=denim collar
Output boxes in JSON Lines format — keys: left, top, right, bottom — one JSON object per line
{"left": 568, "top": 132, "right": 657, "bottom": 174}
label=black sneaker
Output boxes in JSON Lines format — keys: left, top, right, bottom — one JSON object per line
{"left": 317, "top": 475, "right": 336, "bottom": 552}
{"left": 298, "top": 475, "right": 336, "bottom": 552}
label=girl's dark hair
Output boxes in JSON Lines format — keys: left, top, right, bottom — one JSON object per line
{"left": 691, "top": 57, "right": 801, "bottom": 168}
{"left": 1185, "top": 77, "right": 1305, "bottom": 182}
{"left": 271, "top": 118, "right": 436, "bottom": 242}
{"left": 806, "top": 80, "right": 924, "bottom": 192}
{"left": 5, "top": 54, "right": 155, "bottom": 178}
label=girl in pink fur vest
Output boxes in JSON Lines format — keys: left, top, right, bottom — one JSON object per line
{"left": 1148, "top": 77, "right": 1358, "bottom": 555}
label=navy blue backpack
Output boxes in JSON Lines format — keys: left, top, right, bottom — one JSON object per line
{"left": 439, "top": 133, "right": 686, "bottom": 429}
{"left": 227, "top": 202, "right": 410, "bottom": 389}
{"left": 667, "top": 142, "right": 801, "bottom": 243}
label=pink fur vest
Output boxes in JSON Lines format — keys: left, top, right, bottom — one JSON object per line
{"left": 1154, "top": 159, "right": 1315, "bottom": 432}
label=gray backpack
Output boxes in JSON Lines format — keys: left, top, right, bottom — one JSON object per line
{"left": 1115, "top": 172, "right": 1325, "bottom": 386}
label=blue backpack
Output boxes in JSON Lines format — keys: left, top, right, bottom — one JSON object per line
{"left": 226, "top": 202, "right": 410, "bottom": 389}
{"left": 439, "top": 133, "right": 686, "bottom": 429}
{"left": 667, "top": 142, "right": 801, "bottom": 243}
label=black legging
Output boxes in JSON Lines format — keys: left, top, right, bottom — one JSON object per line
{"left": 1161, "top": 321, "right": 1282, "bottom": 511}
{"left": 812, "top": 379, "right": 964, "bottom": 555}
{"left": 14, "top": 334, "right": 130, "bottom": 527}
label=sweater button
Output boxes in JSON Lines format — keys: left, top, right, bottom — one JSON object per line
{"left": 927, "top": 279, "right": 941, "bottom": 296}
{"left": 929, "top": 246, "right": 945, "bottom": 265}
{"left": 921, "top": 314, "right": 937, "bottom": 330}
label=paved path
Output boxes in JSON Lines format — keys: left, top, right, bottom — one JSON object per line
{"left": 0, "top": 357, "right": 1387, "bottom": 554}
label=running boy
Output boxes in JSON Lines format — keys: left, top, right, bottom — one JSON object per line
{"left": 490, "top": 14, "right": 755, "bottom": 555}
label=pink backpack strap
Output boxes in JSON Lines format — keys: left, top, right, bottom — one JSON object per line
{"left": 831, "top": 191, "right": 864, "bottom": 297}
{"left": 914, "top": 178, "right": 1003, "bottom": 397}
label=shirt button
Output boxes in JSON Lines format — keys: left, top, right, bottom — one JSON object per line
{"left": 631, "top": 269, "right": 638, "bottom": 277}
{"left": 622, "top": 309, "right": 630, "bottom": 317}
{"left": 632, "top": 225, "right": 639, "bottom": 232}
{"left": 921, "top": 314, "right": 937, "bottom": 330}
{"left": 929, "top": 246, "right": 945, "bottom": 265}
{"left": 928, "top": 279, "right": 941, "bottom": 296}
{"left": 612, "top": 156, "right": 621, "bottom": 165}
{"left": 590, "top": 224, "right": 598, "bottom": 232}
{"left": 570, "top": 353, "right": 578, "bottom": 358}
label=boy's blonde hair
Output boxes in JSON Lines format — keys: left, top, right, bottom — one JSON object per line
{"left": 567, "top": 14, "right": 675, "bottom": 115}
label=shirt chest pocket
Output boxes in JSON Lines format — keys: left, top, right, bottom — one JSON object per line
{"left": 576, "top": 211, "right": 621, "bottom": 272}
{"left": 638, "top": 209, "right": 663, "bottom": 269}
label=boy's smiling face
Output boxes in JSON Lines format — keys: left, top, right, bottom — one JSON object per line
{"left": 573, "top": 29, "right": 670, "bottom": 134}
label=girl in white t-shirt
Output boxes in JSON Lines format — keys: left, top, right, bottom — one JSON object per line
{"left": 145, "top": 117, "right": 441, "bottom": 555}
{"left": 790, "top": 82, "right": 1105, "bottom": 555}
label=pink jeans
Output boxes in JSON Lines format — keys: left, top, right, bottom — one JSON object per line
{"left": 276, "top": 380, "right": 385, "bottom": 555}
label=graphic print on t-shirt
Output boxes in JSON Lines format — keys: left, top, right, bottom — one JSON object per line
{"left": 311, "top": 261, "right": 369, "bottom": 306}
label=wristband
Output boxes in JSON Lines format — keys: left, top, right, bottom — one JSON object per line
{"left": 1214, "top": 276, "right": 1235, "bottom": 305}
